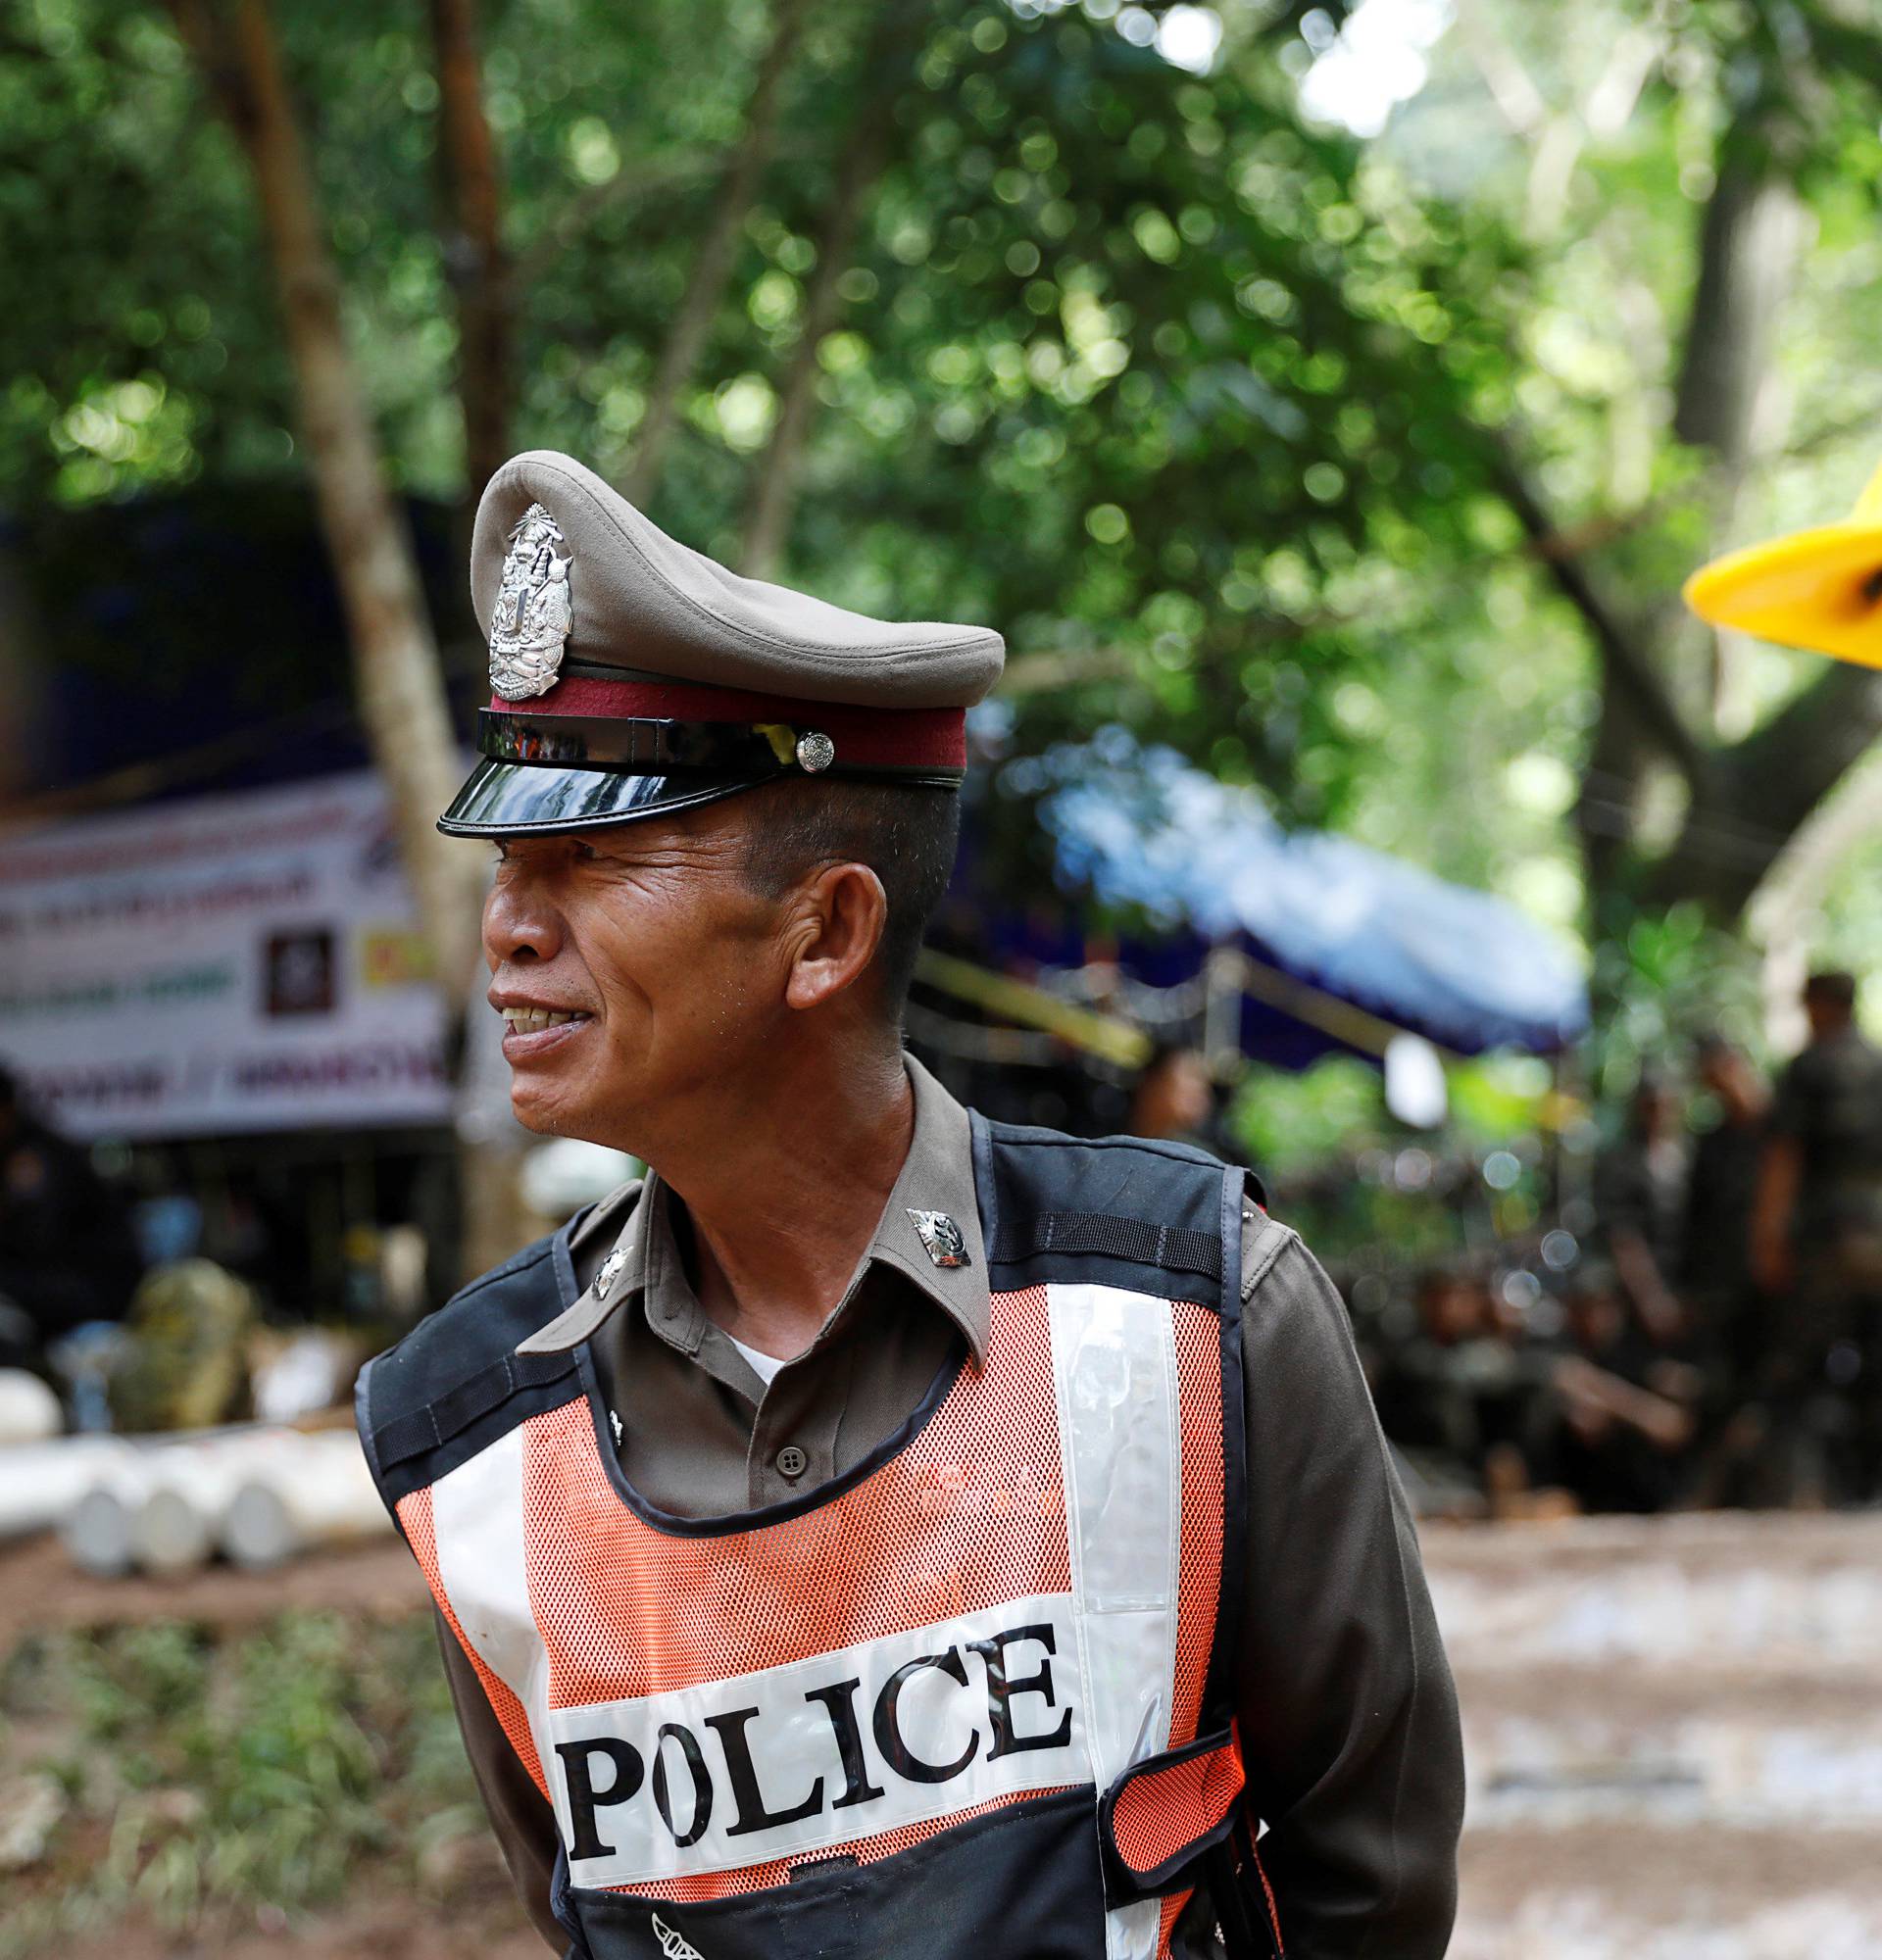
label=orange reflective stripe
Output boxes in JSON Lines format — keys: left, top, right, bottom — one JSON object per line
{"left": 1170, "top": 1298, "right": 1227, "bottom": 1753}
{"left": 1157, "top": 1888, "right": 1194, "bottom": 1956}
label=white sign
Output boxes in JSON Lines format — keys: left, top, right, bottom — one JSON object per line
{"left": 0, "top": 772, "right": 453, "bottom": 1139}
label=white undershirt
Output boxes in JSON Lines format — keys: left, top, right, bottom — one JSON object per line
{"left": 728, "top": 1334, "right": 789, "bottom": 1386}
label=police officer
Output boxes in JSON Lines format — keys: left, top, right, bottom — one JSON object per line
{"left": 356, "top": 452, "right": 1462, "bottom": 1960}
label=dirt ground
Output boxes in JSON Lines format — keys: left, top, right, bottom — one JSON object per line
{"left": 6, "top": 1511, "right": 1881, "bottom": 1958}
{"left": 1434, "top": 1512, "right": 1882, "bottom": 1959}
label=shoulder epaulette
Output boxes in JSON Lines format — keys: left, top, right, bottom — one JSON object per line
{"left": 974, "top": 1114, "right": 1242, "bottom": 1307}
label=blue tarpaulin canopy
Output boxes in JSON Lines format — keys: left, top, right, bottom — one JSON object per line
{"left": 1039, "top": 737, "right": 1589, "bottom": 1060}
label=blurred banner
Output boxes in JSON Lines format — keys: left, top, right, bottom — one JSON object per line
{"left": 0, "top": 773, "right": 450, "bottom": 1139}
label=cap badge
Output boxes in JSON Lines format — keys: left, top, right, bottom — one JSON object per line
{"left": 489, "top": 502, "right": 574, "bottom": 702}
{"left": 908, "top": 1208, "right": 970, "bottom": 1269}
{"left": 796, "top": 731, "right": 836, "bottom": 773}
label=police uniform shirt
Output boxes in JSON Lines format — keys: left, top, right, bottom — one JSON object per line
{"left": 435, "top": 1057, "right": 1464, "bottom": 1959}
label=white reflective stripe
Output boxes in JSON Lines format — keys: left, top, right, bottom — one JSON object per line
{"left": 1047, "top": 1282, "right": 1182, "bottom": 1960}
{"left": 1109, "top": 1898, "right": 1164, "bottom": 1960}
{"left": 430, "top": 1424, "right": 564, "bottom": 1841}
{"left": 546, "top": 1592, "right": 1088, "bottom": 1887}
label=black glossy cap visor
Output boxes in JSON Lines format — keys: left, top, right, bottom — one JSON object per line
{"left": 438, "top": 758, "right": 772, "bottom": 836}
{"left": 437, "top": 709, "right": 964, "bottom": 836}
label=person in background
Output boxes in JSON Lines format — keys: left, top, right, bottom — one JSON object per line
{"left": 0, "top": 1067, "right": 141, "bottom": 1372}
{"left": 1373, "top": 1265, "right": 1560, "bottom": 1514}
{"left": 1683, "top": 1035, "right": 1770, "bottom": 1387}
{"left": 1370, "top": 1266, "right": 1496, "bottom": 1475}
{"left": 1596, "top": 1071, "right": 1688, "bottom": 1348}
{"left": 1127, "top": 1039, "right": 1231, "bottom": 1156}
{"left": 1550, "top": 1264, "right": 1699, "bottom": 1513}
{"left": 1752, "top": 969, "right": 1882, "bottom": 1500}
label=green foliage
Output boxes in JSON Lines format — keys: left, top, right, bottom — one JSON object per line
{"left": 6, "top": 0, "right": 1882, "bottom": 1091}
{"left": 1589, "top": 899, "right": 1764, "bottom": 1091}
{"left": 1230, "top": 1052, "right": 1386, "bottom": 1176}
{"left": 0, "top": 1612, "right": 477, "bottom": 1955}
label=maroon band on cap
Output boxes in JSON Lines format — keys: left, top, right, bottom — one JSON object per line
{"left": 489, "top": 674, "right": 966, "bottom": 771}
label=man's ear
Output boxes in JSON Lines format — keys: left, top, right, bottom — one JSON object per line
{"left": 783, "top": 861, "right": 888, "bottom": 1011}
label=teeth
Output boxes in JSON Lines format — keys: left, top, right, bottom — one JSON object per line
{"left": 501, "top": 1007, "right": 580, "bottom": 1032}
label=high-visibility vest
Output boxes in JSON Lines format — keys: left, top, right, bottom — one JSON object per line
{"left": 358, "top": 1118, "right": 1277, "bottom": 1960}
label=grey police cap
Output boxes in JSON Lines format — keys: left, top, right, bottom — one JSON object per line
{"left": 439, "top": 450, "right": 1005, "bottom": 837}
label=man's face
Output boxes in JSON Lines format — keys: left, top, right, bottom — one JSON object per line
{"left": 480, "top": 806, "right": 786, "bottom": 1147}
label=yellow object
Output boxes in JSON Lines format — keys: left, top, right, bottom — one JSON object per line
{"left": 1682, "top": 461, "right": 1882, "bottom": 665}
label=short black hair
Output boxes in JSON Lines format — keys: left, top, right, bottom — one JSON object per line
{"left": 736, "top": 779, "right": 962, "bottom": 1022}
{"left": 1805, "top": 969, "right": 1858, "bottom": 1011}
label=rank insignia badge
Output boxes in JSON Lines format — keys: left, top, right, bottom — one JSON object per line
{"left": 488, "top": 501, "right": 573, "bottom": 701}
{"left": 907, "top": 1208, "right": 970, "bottom": 1269}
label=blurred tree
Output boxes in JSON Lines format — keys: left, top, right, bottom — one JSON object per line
{"left": 427, "top": 0, "right": 511, "bottom": 501}
{"left": 159, "top": 0, "right": 481, "bottom": 995}
{"left": 159, "top": 0, "right": 482, "bottom": 996}
{"left": 163, "top": 0, "right": 500, "bottom": 1275}
{"left": 4, "top": 0, "right": 1880, "bottom": 1084}
{"left": 619, "top": 0, "right": 816, "bottom": 508}
{"left": 1382, "top": 0, "right": 1882, "bottom": 1052}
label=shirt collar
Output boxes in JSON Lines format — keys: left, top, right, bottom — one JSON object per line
{"left": 860, "top": 1052, "right": 988, "bottom": 1360}
{"left": 517, "top": 1054, "right": 987, "bottom": 1360}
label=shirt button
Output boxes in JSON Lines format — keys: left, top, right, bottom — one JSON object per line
{"left": 775, "top": 1445, "right": 808, "bottom": 1481}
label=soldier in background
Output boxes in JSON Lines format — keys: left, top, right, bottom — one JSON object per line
{"left": 1753, "top": 970, "right": 1882, "bottom": 1500}
{"left": 1683, "top": 1035, "right": 1770, "bottom": 1388}
{"left": 1595, "top": 1072, "right": 1688, "bottom": 1348}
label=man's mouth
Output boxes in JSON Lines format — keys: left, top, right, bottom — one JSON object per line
{"left": 499, "top": 1006, "right": 589, "bottom": 1034}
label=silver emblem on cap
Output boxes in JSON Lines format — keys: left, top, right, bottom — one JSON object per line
{"left": 489, "top": 502, "right": 574, "bottom": 702}
{"left": 594, "top": 1247, "right": 628, "bottom": 1301}
{"left": 795, "top": 730, "right": 836, "bottom": 773}
{"left": 908, "top": 1208, "right": 970, "bottom": 1269}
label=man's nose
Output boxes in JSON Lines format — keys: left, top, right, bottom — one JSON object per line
{"left": 483, "top": 874, "right": 563, "bottom": 966}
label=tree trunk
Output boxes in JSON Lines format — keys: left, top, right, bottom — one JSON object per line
{"left": 740, "top": 1, "right": 936, "bottom": 577}
{"left": 1673, "top": 135, "right": 1803, "bottom": 463}
{"left": 170, "top": 0, "right": 510, "bottom": 1283}
{"left": 619, "top": 0, "right": 814, "bottom": 509}
{"left": 427, "top": 0, "right": 511, "bottom": 503}
{"left": 168, "top": 0, "right": 483, "bottom": 994}
{"left": 1509, "top": 80, "right": 1876, "bottom": 952}
{"left": 739, "top": 89, "right": 901, "bottom": 576}
{"left": 1673, "top": 111, "right": 1806, "bottom": 739}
